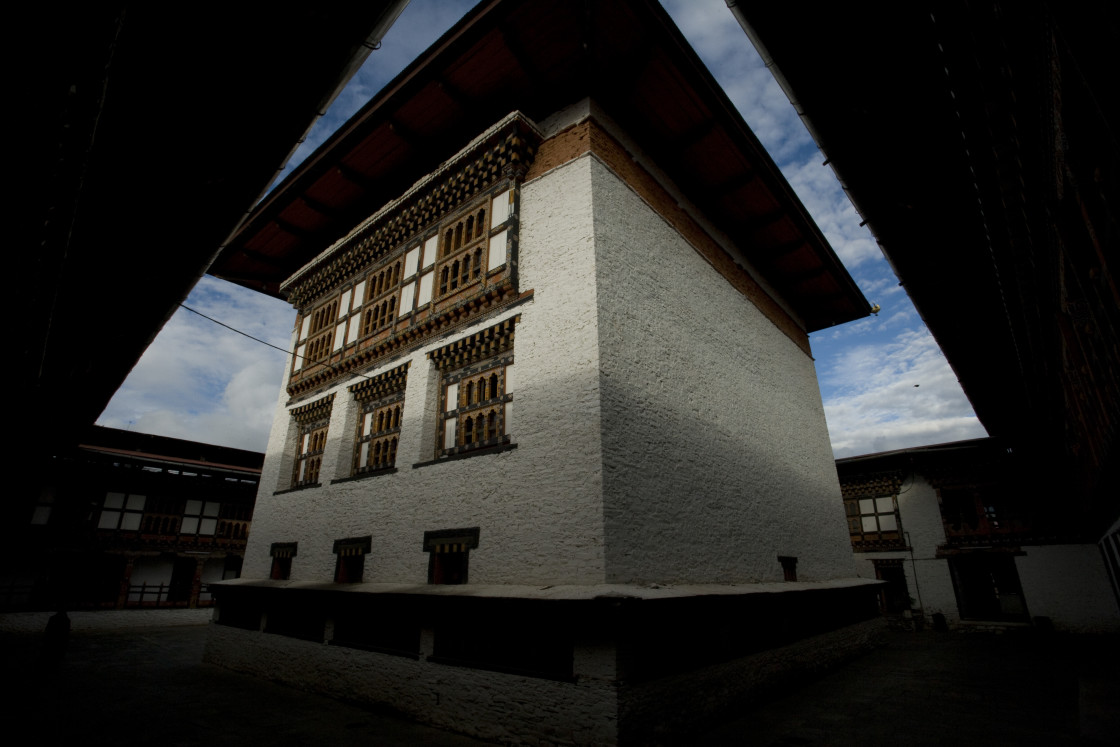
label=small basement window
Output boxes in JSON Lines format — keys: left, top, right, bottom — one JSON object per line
{"left": 424, "top": 527, "right": 480, "bottom": 585}
{"left": 778, "top": 556, "right": 798, "bottom": 582}
{"left": 334, "top": 536, "right": 371, "bottom": 583}
{"left": 270, "top": 542, "right": 297, "bottom": 580}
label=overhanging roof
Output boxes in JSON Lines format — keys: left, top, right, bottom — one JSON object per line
{"left": 212, "top": 0, "right": 870, "bottom": 334}
{"left": 20, "top": 3, "right": 408, "bottom": 460}
{"left": 735, "top": 2, "right": 1119, "bottom": 530}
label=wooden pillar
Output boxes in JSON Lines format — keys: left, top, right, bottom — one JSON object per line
{"left": 188, "top": 557, "right": 206, "bottom": 609}
{"left": 115, "top": 556, "right": 135, "bottom": 609}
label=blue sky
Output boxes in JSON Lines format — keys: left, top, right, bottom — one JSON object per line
{"left": 98, "top": 0, "right": 986, "bottom": 456}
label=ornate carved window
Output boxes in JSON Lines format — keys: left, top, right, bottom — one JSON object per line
{"left": 281, "top": 118, "right": 536, "bottom": 400}
{"left": 429, "top": 316, "right": 518, "bottom": 458}
{"left": 293, "top": 297, "right": 340, "bottom": 371}
{"left": 287, "top": 188, "right": 512, "bottom": 383}
{"left": 349, "top": 363, "right": 409, "bottom": 475}
{"left": 293, "top": 278, "right": 368, "bottom": 373}
{"left": 290, "top": 394, "right": 335, "bottom": 488}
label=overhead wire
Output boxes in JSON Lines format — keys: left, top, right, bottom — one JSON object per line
{"left": 177, "top": 303, "right": 381, "bottom": 383}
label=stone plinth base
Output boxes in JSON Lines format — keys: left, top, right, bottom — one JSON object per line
{"left": 205, "top": 580, "right": 883, "bottom": 744}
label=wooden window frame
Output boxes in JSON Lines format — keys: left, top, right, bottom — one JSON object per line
{"left": 270, "top": 542, "right": 297, "bottom": 581}
{"left": 180, "top": 499, "right": 220, "bottom": 536}
{"left": 289, "top": 395, "right": 335, "bottom": 489}
{"left": 349, "top": 363, "right": 409, "bottom": 476}
{"left": 440, "top": 359, "right": 513, "bottom": 455}
{"left": 98, "top": 492, "right": 146, "bottom": 531}
{"left": 333, "top": 536, "right": 371, "bottom": 583}
{"left": 844, "top": 494, "right": 904, "bottom": 548}
{"left": 423, "top": 527, "right": 480, "bottom": 585}
{"left": 430, "top": 317, "right": 518, "bottom": 459}
{"left": 283, "top": 170, "right": 523, "bottom": 401}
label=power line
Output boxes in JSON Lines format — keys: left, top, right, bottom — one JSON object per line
{"left": 178, "top": 303, "right": 295, "bottom": 358}
{"left": 177, "top": 303, "right": 380, "bottom": 383}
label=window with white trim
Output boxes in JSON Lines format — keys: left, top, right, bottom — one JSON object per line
{"left": 289, "top": 394, "right": 335, "bottom": 488}
{"left": 290, "top": 185, "right": 517, "bottom": 378}
{"left": 180, "top": 500, "right": 220, "bottom": 536}
{"left": 845, "top": 494, "right": 902, "bottom": 546}
{"left": 350, "top": 363, "right": 409, "bottom": 475}
{"left": 296, "top": 296, "right": 339, "bottom": 370}
{"left": 98, "top": 492, "right": 145, "bottom": 531}
{"left": 430, "top": 316, "right": 518, "bottom": 457}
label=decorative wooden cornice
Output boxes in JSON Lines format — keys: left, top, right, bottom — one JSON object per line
{"left": 423, "top": 526, "right": 480, "bottom": 552}
{"left": 348, "top": 362, "right": 410, "bottom": 403}
{"left": 290, "top": 393, "right": 335, "bottom": 425}
{"left": 285, "top": 117, "right": 539, "bottom": 310}
{"left": 840, "top": 472, "right": 904, "bottom": 500}
{"left": 333, "top": 535, "right": 372, "bottom": 555}
{"left": 286, "top": 287, "right": 531, "bottom": 400}
{"left": 429, "top": 315, "right": 519, "bottom": 371}
{"left": 270, "top": 542, "right": 298, "bottom": 558}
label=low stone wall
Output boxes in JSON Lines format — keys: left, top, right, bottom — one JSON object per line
{"left": 204, "top": 579, "right": 884, "bottom": 744}
{"left": 0, "top": 608, "right": 212, "bottom": 634}
{"left": 204, "top": 623, "right": 618, "bottom": 744}
{"left": 618, "top": 617, "right": 885, "bottom": 744}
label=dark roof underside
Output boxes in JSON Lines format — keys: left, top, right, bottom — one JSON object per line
{"left": 737, "top": 1, "right": 1119, "bottom": 534}
{"left": 20, "top": 3, "right": 407, "bottom": 460}
{"left": 212, "top": 0, "right": 869, "bottom": 334}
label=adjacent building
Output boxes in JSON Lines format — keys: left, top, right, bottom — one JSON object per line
{"left": 838, "top": 438, "right": 1119, "bottom": 633}
{"left": 3, "top": 425, "right": 261, "bottom": 611}
{"left": 205, "top": 2, "right": 881, "bottom": 742}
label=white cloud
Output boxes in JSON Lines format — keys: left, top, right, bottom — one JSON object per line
{"left": 820, "top": 327, "right": 987, "bottom": 457}
{"left": 857, "top": 274, "right": 906, "bottom": 299}
{"left": 102, "top": 0, "right": 985, "bottom": 465}
{"left": 661, "top": 0, "right": 814, "bottom": 163}
{"left": 97, "top": 277, "right": 293, "bottom": 452}
{"left": 779, "top": 152, "right": 880, "bottom": 270}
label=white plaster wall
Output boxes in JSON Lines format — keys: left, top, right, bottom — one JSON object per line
{"left": 852, "top": 551, "right": 959, "bottom": 625}
{"left": 591, "top": 158, "right": 854, "bottom": 583}
{"left": 1015, "top": 544, "right": 1120, "bottom": 632}
{"left": 129, "top": 556, "right": 173, "bottom": 586}
{"left": 851, "top": 476, "right": 956, "bottom": 623}
{"left": 242, "top": 325, "right": 301, "bottom": 578}
{"left": 242, "top": 156, "right": 607, "bottom": 586}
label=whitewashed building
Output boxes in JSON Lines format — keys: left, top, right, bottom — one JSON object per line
{"left": 838, "top": 438, "right": 1120, "bottom": 634}
{"left": 205, "top": 1, "right": 882, "bottom": 742}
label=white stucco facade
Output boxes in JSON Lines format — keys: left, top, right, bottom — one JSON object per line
{"left": 591, "top": 156, "right": 853, "bottom": 584}
{"left": 1015, "top": 544, "right": 1119, "bottom": 632}
{"left": 848, "top": 476, "right": 961, "bottom": 624}
{"left": 844, "top": 461, "right": 1120, "bottom": 633}
{"left": 241, "top": 107, "right": 857, "bottom": 589}
{"left": 209, "top": 102, "right": 882, "bottom": 744}
{"left": 245, "top": 153, "right": 608, "bottom": 587}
